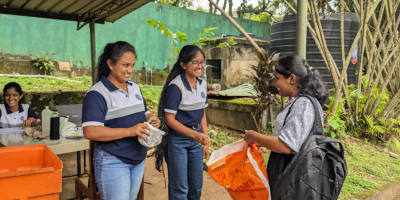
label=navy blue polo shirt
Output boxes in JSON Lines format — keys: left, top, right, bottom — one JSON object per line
{"left": 0, "top": 103, "right": 38, "bottom": 128}
{"left": 82, "top": 76, "right": 150, "bottom": 165}
{"left": 164, "top": 72, "right": 208, "bottom": 128}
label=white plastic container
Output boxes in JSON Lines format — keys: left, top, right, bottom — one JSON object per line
{"left": 41, "top": 106, "right": 52, "bottom": 136}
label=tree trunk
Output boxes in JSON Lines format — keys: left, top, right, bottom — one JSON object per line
{"left": 229, "top": 0, "right": 233, "bottom": 17}
{"left": 213, "top": 0, "right": 221, "bottom": 14}
{"left": 222, "top": 0, "right": 227, "bottom": 11}
{"left": 208, "top": 0, "right": 263, "bottom": 54}
{"left": 209, "top": 1, "right": 213, "bottom": 13}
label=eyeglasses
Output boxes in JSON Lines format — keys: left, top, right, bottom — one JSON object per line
{"left": 189, "top": 61, "right": 206, "bottom": 66}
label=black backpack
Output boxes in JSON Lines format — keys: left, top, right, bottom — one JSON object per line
{"left": 267, "top": 95, "right": 348, "bottom": 200}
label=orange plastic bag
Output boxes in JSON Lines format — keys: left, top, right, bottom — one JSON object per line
{"left": 207, "top": 139, "right": 271, "bottom": 200}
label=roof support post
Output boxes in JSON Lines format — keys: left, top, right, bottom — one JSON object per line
{"left": 296, "top": 0, "right": 307, "bottom": 59}
{"left": 90, "top": 21, "right": 96, "bottom": 85}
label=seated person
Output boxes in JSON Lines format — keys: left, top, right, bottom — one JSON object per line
{"left": 0, "top": 82, "right": 39, "bottom": 128}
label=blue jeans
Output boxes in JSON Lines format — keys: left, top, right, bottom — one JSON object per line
{"left": 166, "top": 127, "right": 204, "bottom": 200}
{"left": 93, "top": 144, "right": 144, "bottom": 200}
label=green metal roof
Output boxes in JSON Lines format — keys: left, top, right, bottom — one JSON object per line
{"left": 0, "top": 0, "right": 152, "bottom": 29}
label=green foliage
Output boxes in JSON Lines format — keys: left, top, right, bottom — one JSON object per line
{"left": 325, "top": 96, "right": 346, "bottom": 115}
{"left": 201, "top": 38, "right": 236, "bottom": 55}
{"left": 394, "top": 137, "right": 400, "bottom": 154}
{"left": 324, "top": 95, "right": 347, "bottom": 138}
{"left": 154, "top": 0, "right": 194, "bottom": 9}
{"left": 324, "top": 74, "right": 400, "bottom": 157}
{"left": 326, "top": 75, "right": 394, "bottom": 139}
{"left": 146, "top": 19, "right": 188, "bottom": 54}
{"left": 390, "top": 117, "right": 400, "bottom": 126}
{"left": 30, "top": 52, "right": 57, "bottom": 75}
{"left": 343, "top": 75, "right": 391, "bottom": 115}
{"left": 146, "top": 19, "right": 236, "bottom": 56}
{"left": 192, "top": 27, "right": 217, "bottom": 46}
{"left": 325, "top": 114, "right": 346, "bottom": 138}
{"left": 138, "top": 85, "right": 163, "bottom": 108}
{"left": 364, "top": 115, "right": 386, "bottom": 135}
{"left": 0, "top": 76, "right": 92, "bottom": 93}
{"left": 244, "top": 50, "right": 279, "bottom": 132}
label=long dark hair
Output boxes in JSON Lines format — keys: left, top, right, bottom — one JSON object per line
{"left": 3, "top": 82, "right": 25, "bottom": 104}
{"left": 274, "top": 55, "right": 328, "bottom": 105}
{"left": 154, "top": 45, "right": 205, "bottom": 172}
{"left": 97, "top": 41, "right": 137, "bottom": 81}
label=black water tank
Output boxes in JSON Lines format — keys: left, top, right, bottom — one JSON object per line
{"left": 269, "top": 12, "right": 360, "bottom": 89}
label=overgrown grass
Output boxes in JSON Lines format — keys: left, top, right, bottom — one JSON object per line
{"left": 139, "top": 85, "right": 162, "bottom": 108}
{"left": 0, "top": 76, "right": 163, "bottom": 106}
{"left": 0, "top": 76, "right": 92, "bottom": 93}
{"left": 208, "top": 125, "right": 241, "bottom": 151}
{"left": 339, "top": 135, "right": 400, "bottom": 199}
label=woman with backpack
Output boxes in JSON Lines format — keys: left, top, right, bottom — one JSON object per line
{"left": 155, "top": 45, "right": 210, "bottom": 200}
{"left": 244, "top": 55, "right": 328, "bottom": 191}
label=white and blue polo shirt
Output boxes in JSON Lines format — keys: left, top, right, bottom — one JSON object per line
{"left": 82, "top": 76, "right": 150, "bottom": 165}
{"left": 164, "top": 72, "right": 208, "bottom": 128}
{"left": 0, "top": 103, "right": 38, "bottom": 128}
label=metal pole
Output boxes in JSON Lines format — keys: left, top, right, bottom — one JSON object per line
{"left": 77, "top": 151, "right": 81, "bottom": 177}
{"left": 296, "top": 0, "right": 307, "bottom": 59}
{"left": 90, "top": 22, "right": 96, "bottom": 85}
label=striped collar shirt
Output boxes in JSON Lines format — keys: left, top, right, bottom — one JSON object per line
{"left": 82, "top": 76, "right": 150, "bottom": 164}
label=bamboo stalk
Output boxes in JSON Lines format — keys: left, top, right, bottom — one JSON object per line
{"left": 369, "top": 0, "right": 400, "bottom": 81}
{"left": 387, "top": 111, "right": 400, "bottom": 130}
{"left": 355, "top": 0, "right": 368, "bottom": 119}
{"left": 310, "top": 0, "right": 353, "bottom": 114}
{"left": 309, "top": 0, "right": 338, "bottom": 88}
{"left": 365, "top": 3, "right": 386, "bottom": 82}
{"left": 369, "top": 53, "right": 400, "bottom": 115}
{"left": 363, "top": 49, "right": 398, "bottom": 113}
{"left": 283, "top": 0, "right": 334, "bottom": 81}
{"left": 385, "top": 0, "right": 393, "bottom": 35}
{"left": 285, "top": 0, "right": 352, "bottom": 114}
{"left": 362, "top": 0, "right": 398, "bottom": 113}
{"left": 332, "top": 29, "right": 362, "bottom": 115}
{"left": 364, "top": 10, "right": 400, "bottom": 113}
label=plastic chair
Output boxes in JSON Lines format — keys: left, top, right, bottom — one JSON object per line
{"left": 75, "top": 141, "right": 144, "bottom": 200}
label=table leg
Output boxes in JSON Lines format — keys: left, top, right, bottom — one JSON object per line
{"left": 83, "top": 150, "right": 88, "bottom": 174}
{"left": 77, "top": 151, "right": 81, "bottom": 177}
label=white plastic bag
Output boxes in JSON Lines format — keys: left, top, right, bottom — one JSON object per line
{"left": 138, "top": 122, "right": 166, "bottom": 148}
{"left": 59, "top": 117, "right": 77, "bottom": 136}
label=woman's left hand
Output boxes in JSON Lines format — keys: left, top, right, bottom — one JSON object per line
{"left": 23, "top": 117, "right": 38, "bottom": 128}
{"left": 244, "top": 130, "right": 256, "bottom": 144}
{"left": 203, "top": 144, "right": 209, "bottom": 159}
{"left": 147, "top": 115, "right": 161, "bottom": 128}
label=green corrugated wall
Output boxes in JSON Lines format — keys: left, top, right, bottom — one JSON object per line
{"left": 0, "top": 2, "right": 270, "bottom": 71}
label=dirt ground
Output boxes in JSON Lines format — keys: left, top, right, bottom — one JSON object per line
{"left": 59, "top": 153, "right": 231, "bottom": 200}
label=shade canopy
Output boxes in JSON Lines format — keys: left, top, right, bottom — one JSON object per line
{"left": 0, "top": 0, "right": 152, "bottom": 29}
